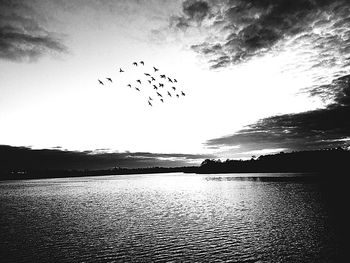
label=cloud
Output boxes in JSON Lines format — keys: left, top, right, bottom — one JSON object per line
{"left": 169, "top": 0, "right": 350, "bottom": 69}
{"left": 183, "top": 0, "right": 210, "bottom": 23}
{"left": 205, "top": 74, "right": 350, "bottom": 155}
{"left": 170, "top": 0, "right": 211, "bottom": 30}
{"left": 307, "top": 74, "right": 350, "bottom": 105}
{"left": 0, "top": 145, "right": 214, "bottom": 171}
{"left": 0, "top": 0, "right": 67, "bottom": 62}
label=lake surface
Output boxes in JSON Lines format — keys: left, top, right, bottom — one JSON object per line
{"left": 0, "top": 173, "right": 343, "bottom": 262}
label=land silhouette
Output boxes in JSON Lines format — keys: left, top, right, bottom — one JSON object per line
{"left": 199, "top": 147, "right": 349, "bottom": 174}
{"left": 0, "top": 147, "right": 348, "bottom": 181}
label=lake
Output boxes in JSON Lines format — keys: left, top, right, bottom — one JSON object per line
{"left": 0, "top": 173, "right": 344, "bottom": 262}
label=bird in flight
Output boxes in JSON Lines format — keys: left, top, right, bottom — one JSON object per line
{"left": 97, "top": 61, "right": 185, "bottom": 105}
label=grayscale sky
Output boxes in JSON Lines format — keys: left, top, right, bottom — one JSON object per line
{"left": 1, "top": 0, "right": 350, "bottom": 167}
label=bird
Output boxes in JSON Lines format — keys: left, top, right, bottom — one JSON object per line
{"left": 153, "top": 85, "right": 158, "bottom": 90}
{"left": 181, "top": 91, "right": 185, "bottom": 96}
{"left": 144, "top": 73, "right": 150, "bottom": 76}
{"left": 167, "top": 77, "right": 173, "bottom": 83}
{"left": 160, "top": 74, "right": 166, "bottom": 79}
{"left": 176, "top": 94, "right": 179, "bottom": 98}
{"left": 148, "top": 80, "right": 152, "bottom": 84}
{"left": 137, "top": 80, "right": 141, "bottom": 84}
{"left": 140, "top": 61, "right": 144, "bottom": 65}
{"left": 156, "top": 92, "right": 162, "bottom": 97}
{"left": 167, "top": 91, "right": 172, "bottom": 97}
{"left": 160, "top": 98, "right": 164, "bottom": 103}
{"left": 149, "top": 96, "right": 153, "bottom": 101}
{"left": 133, "top": 62, "right": 138, "bottom": 66}
{"left": 151, "top": 77, "right": 155, "bottom": 81}
{"left": 135, "top": 87, "right": 140, "bottom": 91}
{"left": 98, "top": 79, "right": 104, "bottom": 85}
{"left": 172, "top": 86, "right": 176, "bottom": 91}
{"left": 107, "top": 78, "right": 112, "bottom": 83}
{"left": 148, "top": 101, "right": 152, "bottom": 106}
{"left": 119, "top": 68, "right": 124, "bottom": 73}
{"left": 159, "top": 83, "right": 164, "bottom": 88}
{"left": 153, "top": 66, "right": 159, "bottom": 72}
{"left": 127, "top": 84, "right": 131, "bottom": 88}
{"left": 174, "top": 79, "right": 177, "bottom": 83}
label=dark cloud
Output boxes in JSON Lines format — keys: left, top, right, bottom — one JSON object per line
{"left": 171, "top": 0, "right": 211, "bottom": 30}
{"left": 307, "top": 74, "right": 350, "bottom": 105}
{"left": 183, "top": 0, "right": 210, "bottom": 23}
{"left": 205, "top": 74, "right": 350, "bottom": 153}
{"left": 0, "top": 145, "right": 214, "bottom": 171}
{"left": 191, "top": 42, "right": 222, "bottom": 54}
{"left": 0, "top": 0, "right": 67, "bottom": 62}
{"left": 173, "top": 0, "right": 350, "bottom": 68}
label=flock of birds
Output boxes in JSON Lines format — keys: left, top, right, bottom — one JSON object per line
{"left": 97, "top": 61, "right": 186, "bottom": 106}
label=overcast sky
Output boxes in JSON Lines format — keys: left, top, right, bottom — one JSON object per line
{"left": 1, "top": 0, "right": 350, "bottom": 168}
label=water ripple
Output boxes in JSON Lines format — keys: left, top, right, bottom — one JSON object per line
{"left": 0, "top": 173, "right": 341, "bottom": 262}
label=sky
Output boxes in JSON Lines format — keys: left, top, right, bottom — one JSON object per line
{"left": 1, "top": 0, "right": 350, "bottom": 169}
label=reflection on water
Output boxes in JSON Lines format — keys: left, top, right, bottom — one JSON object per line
{"left": 0, "top": 173, "right": 342, "bottom": 262}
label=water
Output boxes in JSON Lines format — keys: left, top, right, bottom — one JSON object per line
{"left": 0, "top": 173, "right": 343, "bottom": 262}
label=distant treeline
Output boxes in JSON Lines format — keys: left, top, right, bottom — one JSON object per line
{"left": 1, "top": 148, "right": 349, "bottom": 180}
{"left": 0, "top": 166, "right": 198, "bottom": 181}
{"left": 198, "top": 148, "right": 349, "bottom": 174}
